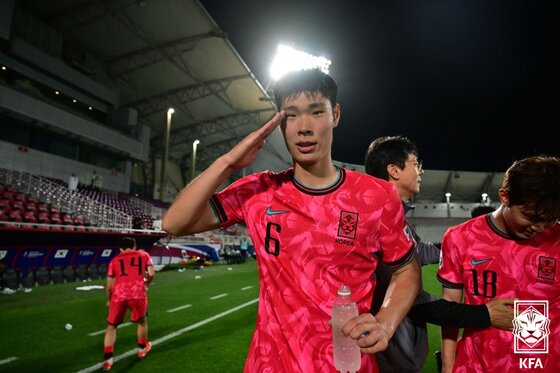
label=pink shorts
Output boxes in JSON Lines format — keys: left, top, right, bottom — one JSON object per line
{"left": 107, "top": 298, "right": 148, "bottom": 325}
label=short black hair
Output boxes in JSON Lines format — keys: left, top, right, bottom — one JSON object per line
{"left": 272, "top": 69, "right": 337, "bottom": 110}
{"left": 502, "top": 155, "right": 560, "bottom": 222}
{"left": 364, "top": 136, "right": 418, "bottom": 180}
{"left": 119, "top": 237, "right": 136, "bottom": 249}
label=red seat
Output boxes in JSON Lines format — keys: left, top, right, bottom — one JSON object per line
{"left": 2, "top": 191, "right": 14, "bottom": 200}
{"left": 23, "top": 210, "right": 37, "bottom": 223}
{"left": 0, "top": 199, "right": 11, "bottom": 210}
{"left": 14, "top": 193, "right": 26, "bottom": 202}
{"left": 26, "top": 194, "right": 37, "bottom": 203}
{"left": 62, "top": 214, "right": 73, "bottom": 225}
{"left": 50, "top": 212, "right": 61, "bottom": 225}
{"left": 37, "top": 211, "right": 50, "bottom": 224}
{"left": 49, "top": 205, "right": 60, "bottom": 214}
{"left": 37, "top": 203, "right": 48, "bottom": 212}
{"left": 8, "top": 209, "right": 22, "bottom": 222}
{"left": 12, "top": 200, "right": 24, "bottom": 211}
{"left": 25, "top": 202, "right": 37, "bottom": 211}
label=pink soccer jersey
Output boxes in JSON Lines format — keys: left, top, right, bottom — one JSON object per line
{"left": 107, "top": 250, "right": 153, "bottom": 302}
{"left": 211, "top": 167, "right": 414, "bottom": 373}
{"left": 438, "top": 214, "right": 560, "bottom": 372}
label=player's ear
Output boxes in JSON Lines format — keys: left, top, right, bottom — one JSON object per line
{"left": 498, "top": 188, "right": 509, "bottom": 206}
{"left": 387, "top": 164, "right": 401, "bottom": 180}
{"left": 332, "top": 103, "right": 341, "bottom": 128}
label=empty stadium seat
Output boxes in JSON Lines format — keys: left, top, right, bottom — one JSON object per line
{"left": 25, "top": 202, "right": 37, "bottom": 211}
{"left": 35, "top": 267, "right": 50, "bottom": 285}
{"left": 37, "top": 211, "right": 50, "bottom": 224}
{"left": 50, "top": 266, "right": 64, "bottom": 284}
{"left": 23, "top": 210, "right": 37, "bottom": 223}
{"left": 75, "top": 265, "right": 88, "bottom": 281}
{"left": 12, "top": 200, "right": 24, "bottom": 211}
{"left": 63, "top": 266, "right": 76, "bottom": 282}
{"left": 62, "top": 214, "right": 73, "bottom": 225}
{"left": 8, "top": 210, "right": 22, "bottom": 222}
{"left": 50, "top": 213, "right": 61, "bottom": 225}
{"left": 0, "top": 199, "right": 10, "bottom": 210}
{"left": 2, "top": 268, "right": 19, "bottom": 290}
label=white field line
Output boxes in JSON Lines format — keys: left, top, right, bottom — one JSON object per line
{"left": 88, "top": 322, "right": 132, "bottom": 336}
{"left": 241, "top": 286, "right": 253, "bottom": 291}
{"left": 0, "top": 357, "right": 18, "bottom": 366}
{"left": 166, "top": 304, "right": 192, "bottom": 313}
{"left": 76, "top": 298, "right": 259, "bottom": 373}
{"left": 210, "top": 293, "right": 227, "bottom": 300}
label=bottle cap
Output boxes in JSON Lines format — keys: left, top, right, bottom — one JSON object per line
{"left": 338, "top": 284, "right": 351, "bottom": 296}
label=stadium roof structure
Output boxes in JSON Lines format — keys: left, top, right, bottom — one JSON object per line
{"left": 11, "top": 0, "right": 503, "bottom": 203}
{"left": 16, "top": 0, "right": 291, "bottom": 178}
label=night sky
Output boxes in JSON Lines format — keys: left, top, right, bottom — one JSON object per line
{"left": 200, "top": 0, "right": 552, "bottom": 172}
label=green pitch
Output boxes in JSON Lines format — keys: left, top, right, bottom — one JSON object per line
{"left": 0, "top": 260, "right": 443, "bottom": 372}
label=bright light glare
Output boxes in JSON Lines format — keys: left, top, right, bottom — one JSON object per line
{"left": 193, "top": 140, "right": 200, "bottom": 145}
{"left": 167, "top": 108, "right": 175, "bottom": 115}
{"left": 269, "top": 45, "right": 331, "bottom": 81}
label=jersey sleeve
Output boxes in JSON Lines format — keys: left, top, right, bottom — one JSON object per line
{"left": 107, "top": 257, "right": 115, "bottom": 278}
{"left": 436, "top": 228, "right": 464, "bottom": 289}
{"left": 209, "top": 173, "right": 265, "bottom": 227}
{"left": 379, "top": 187, "right": 416, "bottom": 269}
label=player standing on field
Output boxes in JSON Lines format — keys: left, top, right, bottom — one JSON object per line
{"left": 102, "top": 237, "right": 155, "bottom": 371}
{"left": 438, "top": 155, "right": 560, "bottom": 372}
{"left": 163, "top": 69, "right": 420, "bottom": 372}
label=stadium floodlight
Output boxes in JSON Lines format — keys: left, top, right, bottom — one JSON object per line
{"left": 160, "top": 108, "right": 175, "bottom": 201}
{"left": 269, "top": 44, "right": 331, "bottom": 81}
{"left": 191, "top": 140, "right": 200, "bottom": 182}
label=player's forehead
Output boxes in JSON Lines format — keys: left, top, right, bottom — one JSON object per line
{"left": 513, "top": 204, "right": 558, "bottom": 224}
{"left": 280, "top": 91, "right": 330, "bottom": 110}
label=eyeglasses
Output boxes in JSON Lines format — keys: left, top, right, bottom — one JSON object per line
{"left": 405, "top": 160, "right": 423, "bottom": 172}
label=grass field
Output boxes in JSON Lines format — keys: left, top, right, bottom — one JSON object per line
{"left": 0, "top": 260, "right": 444, "bottom": 372}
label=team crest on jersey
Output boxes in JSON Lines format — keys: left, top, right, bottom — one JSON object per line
{"left": 513, "top": 300, "right": 550, "bottom": 354}
{"left": 537, "top": 256, "right": 556, "bottom": 281}
{"left": 337, "top": 211, "right": 358, "bottom": 239}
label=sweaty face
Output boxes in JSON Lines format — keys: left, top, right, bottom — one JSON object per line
{"left": 280, "top": 92, "right": 339, "bottom": 167}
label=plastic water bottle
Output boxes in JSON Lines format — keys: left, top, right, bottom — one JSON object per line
{"left": 332, "top": 284, "right": 361, "bottom": 373}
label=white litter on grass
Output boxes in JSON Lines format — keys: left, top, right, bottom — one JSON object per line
{"left": 195, "top": 275, "right": 201, "bottom": 279}
{"left": 0, "top": 357, "right": 18, "bottom": 366}
{"left": 76, "top": 285, "right": 104, "bottom": 291}
{"left": 65, "top": 323, "right": 73, "bottom": 330}
{"left": 227, "top": 267, "right": 233, "bottom": 271}
{"left": 77, "top": 298, "right": 259, "bottom": 373}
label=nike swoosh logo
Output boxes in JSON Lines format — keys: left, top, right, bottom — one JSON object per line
{"left": 471, "top": 258, "right": 492, "bottom": 265}
{"left": 266, "top": 207, "right": 289, "bottom": 215}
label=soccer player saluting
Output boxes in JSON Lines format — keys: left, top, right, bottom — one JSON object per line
{"left": 163, "top": 68, "right": 420, "bottom": 372}
{"left": 102, "top": 237, "right": 155, "bottom": 371}
{"left": 438, "top": 155, "right": 560, "bottom": 372}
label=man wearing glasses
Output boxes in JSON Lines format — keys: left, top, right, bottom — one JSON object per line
{"left": 365, "top": 136, "right": 514, "bottom": 372}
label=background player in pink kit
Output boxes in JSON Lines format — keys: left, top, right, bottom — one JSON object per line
{"left": 163, "top": 69, "right": 420, "bottom": 372}
{"left": 102, "top": 237, "right": 155, "bottom": 371}
{"left": 438, "top": 155, "right": 560, "bottom": 372}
